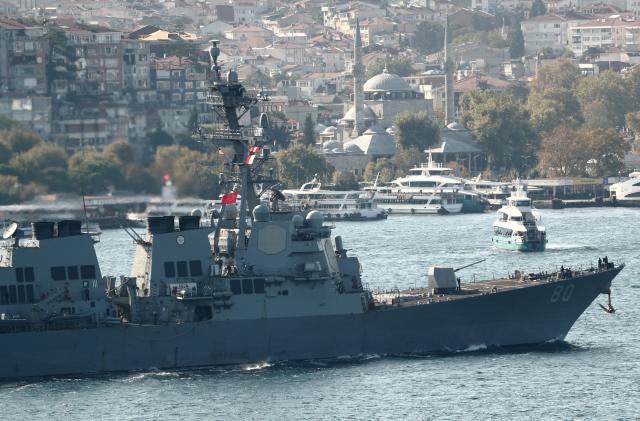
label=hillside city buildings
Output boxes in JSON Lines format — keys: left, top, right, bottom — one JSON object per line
{"left": 1, "top": 0, "right": 640, "bottom": 170}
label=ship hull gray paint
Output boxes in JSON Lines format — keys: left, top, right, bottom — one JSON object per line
{"left": 0, "top": 269, "right": 618, "bottom": 379}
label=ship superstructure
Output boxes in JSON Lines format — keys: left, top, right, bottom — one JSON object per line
{"left": 492, "top": 184, "right": 546, "bottom": 252}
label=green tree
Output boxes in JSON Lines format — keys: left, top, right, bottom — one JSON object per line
{"left": 11, "top": 143, "right": 69, "bottom": 191}
{"left": 527, "top": 87, "right": 582, "bottom": 134}
{"left": 275, "top": 144, "right": 333, "bottom": 188}
{"left": 531, "top": 59, "right": 580, "bottom": 93}
{"left": 575, "top": 71, "right": 633, "bottom": 129}
{"left": 366, "top": 57, "right": 414, "bottom": 79}
{"left": 104, "top": 139, "right": 135, "bottom": 166}
{"left": 124, "top": 166, "right": 161, "bottom": 194}
{"left": 146, "top": 128, "right": 174, "bottom": 152}
{"left": 332, "top": 171, "right": 360, "bottom": 190}
{"left": 0, "top": 142, "right": 11, "bottom": 166}
{"left": 153, "top": 145, "right": 222, "bottom": 198}
{"left": 530, "top": 0, "right": 547, "bottom": 17}
{"left": 302, "top": 114, "right": 315, "bottom": 146}
{"left": 363, "top": 158, "right": 396, "bottom": 183}
{"left": 459, "top": 89, "right": 537, "bottom": 170}
{"left": 394, "top": 111, "right": 440, "bottom": 151}
{"left": 583, "top": 128, "right": 630, "bottom": 176}
{"left": 537, "top": 125, "right": 585, "bottom": 177}
{"left": 0, "top": 128, "right": 42, "bottom": 154}
{"left": 413, "top": 21, "right": 445, "bottom": 55}
{"left": 0, "top": 175, "right": 20, "bottom": 204}
{"left": 509, "top": 23, "right": 525, "bottom": 59}
{"left": 0, "top": 115, "right": 17, "bottom": 131}
{"left": 68, "top": 150, "right": 124, "bottom": 194}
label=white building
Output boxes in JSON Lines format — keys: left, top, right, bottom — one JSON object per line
{"left": 521, "top": 14, "right": 568, "bottom": 54}
{"left": 568, "top": 17, "right": 640, "bottom": 55}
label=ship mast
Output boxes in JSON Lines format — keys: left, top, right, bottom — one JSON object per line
{"left": 203, "top": 40, "right": 270, "bottom": 264}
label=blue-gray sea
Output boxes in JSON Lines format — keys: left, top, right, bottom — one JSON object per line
{"left": 0, "top": 208, "right": 638, "bottom": 420}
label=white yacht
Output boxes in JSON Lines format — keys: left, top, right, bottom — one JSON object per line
{"left": 369, "top": 156, "right": 486, "bottom": 214}
{"left": 609, "top": 171, "right": 640, "bottom": 200}
{"left": 492, "top": 184, "right": 546, "bottom": 252}
{"left": 282, "top": 179, "right": 386, "bottom": 221}
{"left": 467, "top": 178, "right": 512, "bottom": 209}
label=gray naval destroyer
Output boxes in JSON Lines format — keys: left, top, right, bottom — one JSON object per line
{"left": 0, "top": 42, "right": 624, "bottom": 379}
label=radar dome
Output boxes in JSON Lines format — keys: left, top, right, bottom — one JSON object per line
{"left": 191, "top": 209, "right": 202, "bottom": 217}
{"left": 305, "top": 210, "right": 324, "bottom": 229}
{"left": 253, "top": 204, "right": 269, "bottom": 222}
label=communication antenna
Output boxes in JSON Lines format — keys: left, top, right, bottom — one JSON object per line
{"left": 2, "top": 222, "right": 18, "bottom": 240}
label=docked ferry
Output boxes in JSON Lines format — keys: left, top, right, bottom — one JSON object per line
{"left": 609, "top": 170, "right": 640, "bottom": 200}
{"left": 282, "top": 179, "right": 386, "bottom": 221}
{"left": 492, "top": 184, "right": 546, "bottom": 252}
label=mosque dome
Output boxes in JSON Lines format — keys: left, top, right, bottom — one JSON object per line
{"left": 341, "top": 103, "right": 377, "bottom": 122}
{"left": 344, "top": 128, "right": 397, "bottom": 157}
{"left": 321, "top": 126, "right": 338, "bottom": 135}
{"left": 322, "top": 140, "right": 341, "bottom": 151}
{"left": 363, "top": 68, "right": 412, "bottom": 93}
{"left": 344, "top": 143, "right": 363, "bottom": 153}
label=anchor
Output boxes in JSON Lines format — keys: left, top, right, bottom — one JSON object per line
{"left": 598, "top": 288, "right": 616, "bottom": 314}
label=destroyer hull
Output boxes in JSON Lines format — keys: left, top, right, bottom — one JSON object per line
{"left": 0, "top": 269, "right": 618, "bottom": 379}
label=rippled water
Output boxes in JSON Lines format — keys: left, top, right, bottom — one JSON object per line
{"left": 1, "top": 208, "right": 638, "bottom": 420}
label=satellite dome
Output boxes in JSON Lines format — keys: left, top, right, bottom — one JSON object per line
{"left": 252, "top": 204, "right": 269, "bottom": 222}
{"left": 305, "top": 210, "right": 324, "bottom": 229}
{"left": 292, "top": 214, "right": 304, "bottom": 227}
{"left": 363, "top": 69, "right": 412, "bottom": 93}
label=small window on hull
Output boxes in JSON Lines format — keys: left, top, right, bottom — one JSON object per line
{"left": 242, "top": 278, "right": 253, "bottom": 294}
{"left": 81, "top": 265, "right": 96, "bottom": 279}
{"left": 164, "top": 261, "right": 175, "bottom": 278}
{"left": 230, "top": 279, "right": 241, "bottom": 295}
{"left": 189, "top": 260, "right": 203, "bottom": 277}
{"left": 177, "top": 261, "right": 188, "bottom": 277}
{"left": 68, "top": 266, "right": 79, "bottom": 280}
{"left": 51, "top": 266, "right": 66, "bottom": 281}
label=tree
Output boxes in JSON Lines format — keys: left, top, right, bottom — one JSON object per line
{"left": 68, "top": 150, "right": 124, "bottom": 194}
{"left": 0, "top": 175, "right": 20, "bottom": 204}
{"left": 537, "top": 125, "right": 586, "bottom": 177}
{"left": 530, "top": 0, "right": 547, "bottom": 17}
{"left": 275, "top": 144, "right": 333, "bottom": 188}
{"left": 187, "top": 108, "right": 199, "bottom": 133}
{"left": 459, "top": 90, "right": 538, "bottom": 171}
{"left": 302, "top": 114, "right": 315, "bottom": 146}
{"left": 366, "top": 57, "right": 414, "bottom": 79}
{"left": 413, "top": 21, "right": 445, "bottom": 55}
{"left": 0, "top": 142, "right": 11, "bottom": 166}
{"left": 394, "top": 111, "right": 440, "bottom": 151}
{"left": 153, "top": 145, "right": 223, "bottom": 198}
{"left": 363, "top": 158, "right": 396, "bottom": 183}
{"left": 332, "top": 171, "right": 360, "bottom": 190}
{"left": 0, "top": 127, "right": 42, "bottom": 154}
{"left": 575, "top": 71, "right": 633, "bottom": 129}
{"left": 527, "top": 87, "right": 582, "bottom": 134}
{"left": 146, "top": 128, "right": 174, "bottom": 152}
{"left": 582, "top": 128, "right": 630, "bottom": 176}
{"left": 509, "top": 23, "right": 525, "bottom": 59}
{"left": 531, "top": 59, "right": 580, "bottom": 93}
{"left": 11, "top": 143, "right": 69, "bottom": 191}
{"left": 104, "top": 140, "right": 135, "bottom": 166}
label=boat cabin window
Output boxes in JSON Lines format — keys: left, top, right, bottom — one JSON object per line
{"left": 51, "top": 266, "right": 66, "bottom": 281}
{"left": 516, "top": 200, "right": 530, "bottom": 206}
{"left": 510, "top": 216, "right": 522, "bottom": 221}
{"left": 189, "top": 260, "right": 203, "bottom": 277}
{"left": 177, "top": 261, "right": 188, "bottom": 277}
{"left": 164, "top": 261, "right": 175, "bottom": 278}
{"left": 242, "top": 278, "right": 253, "bottom": 294}
{"left": 230, "top": 279, "right": 242, "bottom": 294}
{"left": 81, "top": 265, "right": 96, "bottom": 279}
{"left": 67, "top": 266, "right": 79, "bottom": 280}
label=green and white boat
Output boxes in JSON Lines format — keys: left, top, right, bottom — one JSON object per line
{"left": 491, "top": 184, "right": 546, "bottom": 252}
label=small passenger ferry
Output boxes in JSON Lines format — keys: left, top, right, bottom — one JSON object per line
{"left": 282, "top": 179, "right": 386, "bottom": 221}
{"left": 492, "top": 184, "right": 546, "bottom": 252}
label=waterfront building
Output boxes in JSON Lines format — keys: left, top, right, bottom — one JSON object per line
{"left": 0, "top": 18, "right": 48, "bottom": 96}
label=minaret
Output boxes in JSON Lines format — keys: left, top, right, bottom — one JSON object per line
{"left": 351, "top": 17, "right": 365, "bottom": 138}
{"left": 444, "top": 16, "right": 454, "bottom": 125}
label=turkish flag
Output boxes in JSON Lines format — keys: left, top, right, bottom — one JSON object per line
{"left": 221, "top": 191, "right": 239, "bottom": 204}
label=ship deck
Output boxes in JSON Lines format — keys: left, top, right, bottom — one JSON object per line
{"left": 372, "top": 264, "right": 615, "bottom": 309}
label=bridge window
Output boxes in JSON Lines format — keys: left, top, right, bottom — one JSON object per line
{"left": 254, "top": 278, "right": 265, "bottom": 294}
{"left": 67, "top": 266, "right": 79, "bottom": 280}
{"left": 26, "top": 285, "right": 34, "bottom": 303}
{"left": 51, "top": 266, "right": 66, "bottom": 281}
{"left": 164, "top": 261, "right": 175, "bottom": 278}
{"left": 17, "top": 285, "right": 25, "bottom": 304}
{"left": 16, "top": 268, "right": 23, "bottom": 283}
{"left": 25, "top": 267, "right": 34, "bottom": 283}
{"left": 0, "top": 286, "right": 8, "bottom": 304}
{"left": 189, "top": 260, "right": 203, "bottom": 277}
{"left": 81, "top": 265, "right": 96, "bottom": 279}
{"left": 242, "top": 278, "right": 253, "bottom": 294}
{"left": 230, "top": 279, "right": 241, "bottom": 295}
{"left": 177, "top": 261, "right": 188, "bottom": 277}
{"left": 9, "top": 285, "right": 17, "bottom": 304}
